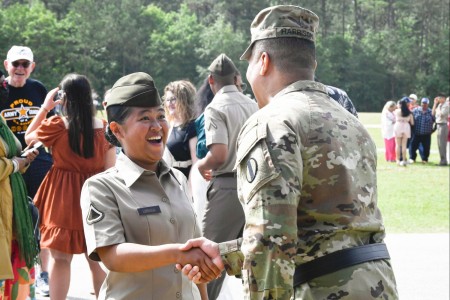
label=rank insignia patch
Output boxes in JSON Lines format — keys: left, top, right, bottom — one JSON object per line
{"left": 246, "top": 158, "right": 258, "bottom": 183}
{"left": 86, "top": 204, "right": 104, "bottom": 225}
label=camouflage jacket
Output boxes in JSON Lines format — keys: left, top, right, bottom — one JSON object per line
{"left": 219, "top": 80, "right": 390, "bottom": 300}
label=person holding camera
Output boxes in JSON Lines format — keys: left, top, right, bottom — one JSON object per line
{"left": 1, "top": 69, "right": 40, "bottom": 300}
{"left": 25, "top": 74, "right": 116, "bottom": 300}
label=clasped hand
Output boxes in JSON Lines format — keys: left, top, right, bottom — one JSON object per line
{"left": 178, "top": 237, "right": 224, "bottom": 283}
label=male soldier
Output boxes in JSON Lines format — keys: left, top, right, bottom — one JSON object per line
{"left": 180, "top": 5, "right": 398, "bottom": 300}
{"left": 2, "top": 45, "right": 52, "bottom": 297}
{"left": 196, "top": 53, "right": 258, "bottom": 299}
{"left": 432, "top": 93, "right": 449, "bottom": 166}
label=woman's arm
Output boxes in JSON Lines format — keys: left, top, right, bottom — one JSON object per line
{"left": 96, "top": 242, "right": 220, "bottom": 281}
{"left": 188, "top": 136, "right": 199, "bottom": 183}
{"left": 25, "top": 87, "right": 61, "bottom": 144}
{"left": 189, "top": 136, "right": 199, "bottom": 165}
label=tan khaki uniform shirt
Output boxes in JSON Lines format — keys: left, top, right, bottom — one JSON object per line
{"left": 435, "top": 101, "right": 449, "bottom": 124}
{"left": 204, "top": 85, "right": 258, "bottom": 176}
{"left": 81, "top": 153, "right": 201, "bottom": 300}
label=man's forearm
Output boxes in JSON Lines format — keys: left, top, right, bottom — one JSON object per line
{"left": 219, "top": 238, "right": 244, "bottom": 277}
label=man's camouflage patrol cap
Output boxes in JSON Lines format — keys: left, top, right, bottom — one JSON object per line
{"left": 240, "top": 5, "right": 319, "bottom": 60}
{"left": 208, "top": 53, "right": 238, "bottom": 77}
{"left": 106, "top": 72, "right": 161, "bottom": 108}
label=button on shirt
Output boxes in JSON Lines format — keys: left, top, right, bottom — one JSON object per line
{"left": 81, "top": 153, "right": 201, "bottom": 300}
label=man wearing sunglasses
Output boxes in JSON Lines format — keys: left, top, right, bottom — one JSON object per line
{"left": 2, "top": 45, "right": 52, "bottom": 297}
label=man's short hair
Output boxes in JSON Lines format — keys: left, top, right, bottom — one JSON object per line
{"left": 252, "top": 37, "right": 316, "bottom": 72}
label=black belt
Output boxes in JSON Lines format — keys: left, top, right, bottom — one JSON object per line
{"left": 294, "top": 243, "right": 390, "bottom": 286}
{"left": 215, "top": 172, "right": 236, "bottom": 178}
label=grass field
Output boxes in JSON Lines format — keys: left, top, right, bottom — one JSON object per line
{"left": 359, "top": 113, "right": 449, "bottom": 233}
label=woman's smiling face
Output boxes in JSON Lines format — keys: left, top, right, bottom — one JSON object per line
{"left": 111, "top": 106, "right": 168, "bottom": 171}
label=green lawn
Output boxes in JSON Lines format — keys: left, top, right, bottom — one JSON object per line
{"left": 360, "top": 113, "right": 449, "bottom": 233}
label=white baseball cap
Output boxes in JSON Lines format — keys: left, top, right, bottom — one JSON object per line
{"left": 7, "top": 45, "right": 34, "bottom": 62}
{"left": 408, "top": 93, "right": 418, "bottom": 101}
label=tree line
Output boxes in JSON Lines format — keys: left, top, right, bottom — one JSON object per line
{"left": 1, "top": 0, "right": 448, "bottom": 111}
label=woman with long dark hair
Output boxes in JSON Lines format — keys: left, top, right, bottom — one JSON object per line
{"left": 25, "top": 74, "right": 116, "bottom": 300}
{"left": 393, "top": 97, "right": 414, "bottom": 166}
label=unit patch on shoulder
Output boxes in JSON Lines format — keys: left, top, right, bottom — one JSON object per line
{"left": 86, "top": 204, "right": 104, "bottom": 225}
{"left": 246, "top": 158, "right": 258, "bottom": 183}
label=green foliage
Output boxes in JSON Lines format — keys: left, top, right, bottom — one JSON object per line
{"left": 0, "top": 0, "right": 448, "bottom": 105}
{"left": 144, "top": 4, "right": 205, "bottom": 90}
{"left": 195, "top": 15, "right": 247, "bottom": 82}
{"left": 0, "top": 2, "right": 67, "bottom": 87}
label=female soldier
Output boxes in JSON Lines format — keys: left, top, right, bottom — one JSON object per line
{"left": 80, "top": 72, "right": 220, "bottom": 300}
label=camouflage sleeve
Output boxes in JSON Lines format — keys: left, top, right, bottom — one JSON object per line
{"left": 235, "top": 117, "right": 301, "bottom": 300}
{"left": 219, "top": 238, "right": 244, "bottom": 277}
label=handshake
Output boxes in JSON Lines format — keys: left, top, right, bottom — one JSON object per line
{"left": 176, "top": 237, "right": 224, "bottom": 283}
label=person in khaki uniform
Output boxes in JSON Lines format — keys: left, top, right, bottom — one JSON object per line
{"left": 196, "top": 54, "right": 258, "bottom": 299}
{"left": 178, "top": 5, "right": 398, "bottom": 300}
{"left": 80, "top": 72, "right": 220, "bottom": 300}
{"left": 432, "top": 93, "right": 449, "bottom": 166}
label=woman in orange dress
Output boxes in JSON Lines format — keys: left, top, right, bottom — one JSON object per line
{"left": 25, "top": 74, "right": 116, "bottom": 300}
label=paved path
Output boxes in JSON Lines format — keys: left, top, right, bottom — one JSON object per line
{"left": 36, "top": 233, "right": 449, "bottom": 300}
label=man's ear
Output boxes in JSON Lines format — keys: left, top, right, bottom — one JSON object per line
{"left": 259, "top": 52, "right": 270, "bottom": 76}
{"left": 314, "top": 60, "right": 318, "bottom": 71}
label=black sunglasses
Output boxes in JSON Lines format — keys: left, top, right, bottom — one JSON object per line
{"left": 11, "top": 61, "right": 31, "bottom": 68}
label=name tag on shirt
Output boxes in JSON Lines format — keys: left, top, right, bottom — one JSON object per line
{"left": 137, "top": 206, "right": 161, "bottom": 216}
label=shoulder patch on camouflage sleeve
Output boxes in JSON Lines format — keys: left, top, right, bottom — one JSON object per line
{"left": 246, "top": 158, "right": 258, "bottom": 183}
{"left": 86, "top": 204, "right": 104, "bottom": 225}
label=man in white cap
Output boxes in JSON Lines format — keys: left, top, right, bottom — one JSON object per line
{"left": 2, "top": 45, "right": 52, "bottom": 297}
{"left": 408, "top": 93, "right": 418, "bottom": 110}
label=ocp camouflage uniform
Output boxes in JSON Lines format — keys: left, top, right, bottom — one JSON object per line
{"left": 219, "top": 80, "right": 398, "bottom": 300}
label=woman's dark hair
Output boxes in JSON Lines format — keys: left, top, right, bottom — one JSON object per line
{"left": 104, "top": 105, "right": 133, "bottom": 147}
{"left": 60, "top": 74, "right": 95, "bottom": 158}
{"left": 195, "top": 77, "right": 214, "bottom": 117}
{"left": 400, "top": 98, "right": 411, "bottom": 117}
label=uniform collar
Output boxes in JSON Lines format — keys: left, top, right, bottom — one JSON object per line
{"left": 115, "top": 152, "right": 171, "bottom": 187}
{"left": 275, "top": 80, "right": 327, "bottom": 99}
{"left": 216, "top": 84, "right": 239, "bottom": 96}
